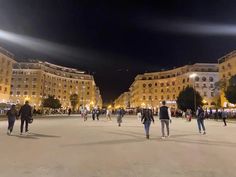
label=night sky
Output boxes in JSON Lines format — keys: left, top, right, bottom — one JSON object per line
{"left": 1, "top": 1, "right": 236, "bottom": 104}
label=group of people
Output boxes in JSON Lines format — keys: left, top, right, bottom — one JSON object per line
{"left": 141, "top": 101, "right": 172, "bottom": 139}
{"left": 139, "top": 101, "right": 215, "bottom": 139}
{"left": 6, "top": 101, "right": 33, "bottom": 136}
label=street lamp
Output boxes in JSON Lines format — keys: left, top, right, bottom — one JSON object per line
{"left": 189, "top": 73, "right": 197, "bottom": 112}
{"left": 82, "top": 85, "right": 85, "bottom": 110}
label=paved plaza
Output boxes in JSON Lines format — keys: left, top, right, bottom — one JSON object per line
{"left": 0, "top": 115, "right": 236, "bottom": 177}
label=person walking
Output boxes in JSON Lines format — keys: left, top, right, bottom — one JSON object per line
{"left": 116, "top": 108, "right": 124, "bottom": 127}
{"left": 6, "top": 105, "right": 18, "bottom": 135}
{"left": 196, "top": 106, "right": 206, "bottom": 135}
{"left": 96, "top": 108, "right": 100, "bottom": 120}
{"left": 141, "top": 108, "right": 154, "bottom": 139}
{"left": 106, "top": 109, "right": 112, "bottom": 121}
{"left": 68, "top": 108, "right": 72, "bottom": 116}
{"left": 222, "top": 108, "right": 227, "bottom": 126}
{"left": 18, "top": 101, "right": 32, "bottom": 135}
{"left": 159, "top": 101, "right": 172, "bottom": 139}
{"left": 92, "top": 108, "right": 96, "bottom": 120}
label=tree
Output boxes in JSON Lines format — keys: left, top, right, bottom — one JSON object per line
{"left": 214, "top": 79, "right": 227, "bottom": 91}
{"left": 70, "top": 93, "right": 79, "bottom": 111}
{"left": 224, "top": 75, "right": 236, "bottom": 104}
{"left": 176, "top": 86, "right": 203, "bottom": 112}
{"left": 42, "top": 95, "right": 61, "bottom": 109}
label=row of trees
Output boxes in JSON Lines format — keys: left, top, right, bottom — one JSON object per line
{"left": 42, "top": 94, "right": 79, "bottom": 110}
{"left": 176, "top": 75, "right": 236, "bottom": 112}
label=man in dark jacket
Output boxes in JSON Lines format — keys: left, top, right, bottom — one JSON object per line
{"left": 18, "top": 101, "right": 32, "bottom": 135}
{"left": 159, "top": 101, "right": 172, "bottom": 139}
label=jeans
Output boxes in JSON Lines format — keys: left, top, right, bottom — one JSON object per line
{"left": 161, "top": 119, "right": 170, "bottom": 137}
{"left": 144, "top": 121, "right": 151, "bottom": 135}
{"left": 8, "top": 118, "right": 15, "bottom": 133}
{"left": 223, "top": 118, "right": 227, "bottom": 126}
{"left": 20, "top": 119, "right": 29, "bottom": 133}
{"left": 197, "top": 118, "right": 205, "bottom": 132}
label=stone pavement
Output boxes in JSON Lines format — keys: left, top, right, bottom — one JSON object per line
{"left": 0, "top": 115, "right": 236, "bottom": 177}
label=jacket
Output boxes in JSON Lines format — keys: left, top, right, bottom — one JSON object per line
{"left": 19, "top": 104, "right": 32, "bottom": 120}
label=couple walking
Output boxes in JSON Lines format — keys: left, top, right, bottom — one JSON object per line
{"left": 6, "top": 101, "right": 32, "bottom": 135}
{"left": 141, "top": 101, "right": 172, "bottom": 139}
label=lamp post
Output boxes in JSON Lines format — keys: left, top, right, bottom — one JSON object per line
{"left": 82, "top": 85, "right": 85, "bottom": 110}
{"left": 189, "top": 73, "right": 197, "bottom": 112}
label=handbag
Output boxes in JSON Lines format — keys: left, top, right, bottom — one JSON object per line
{"left": 28, "top": 117, "right": 34, "bottom": 124}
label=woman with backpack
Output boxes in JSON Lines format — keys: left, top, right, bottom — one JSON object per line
{"left": 196, "top": 106, "right": 206, "bottom": 135}
{"left": 6, "top": 105, "right": 18, "bottom": 135}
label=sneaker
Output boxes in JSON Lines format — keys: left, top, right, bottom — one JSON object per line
{"left": 20, "top": 132, "right": 23, "bottom": 135}
{"left": 203, "top": 132, "right": 206, "bottom": 135}
{"left": 199, "top": 131, "right": 202, "bottom": 134}
{"left": 7, "top": 130, "right": 10, "bottom": 135}
{"left": 161, "top": 136, "right": 165, "bottom": 139}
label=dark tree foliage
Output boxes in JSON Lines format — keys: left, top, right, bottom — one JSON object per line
{"left": 42, "top": 95, "right": 61, "bottom": 109}
{"left": 70, "top": 93, "right": 79, "bottom": 111}
{"left": 177, "top": 86, "right": 203, "bottom": 112}
{"left": 224, "top": 75, "right": 236, "bottom": 104}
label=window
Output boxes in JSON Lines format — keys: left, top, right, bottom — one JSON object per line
{"left": 143, "top": 96, "right": 146, "bottom": 100}
{"left": 160, "top": 83, "right": 164, "bottom": 87}
{"left": 149, "top": 96, "right": 152, "bottom": 100}
{"left": 17, "top": 91, "right": 20, "bottom": 95}
{"left": 209, "top": 77, "right": 214, "bottom": 82}
{"left": 24, "top": 91, "right": 28, "bottom": 95}
{"left": 195, "top": 76, "right": 200, "bottom": 81}
{"left": 148, "top": 83, "right": 152, "bottom": 87}
{"left": 173, "top": 95, "right": 176, "bottom": 99}
{"left": 161, "top": 89, "right": 164, "bottom": 93}
{"left": 143, "top": 84, "right": 146, "bottom": 88}
{"left": 17, "top": 85, "right": 21, "bottom": 88}
{"left": 33, "top": 78, "right": 37, "bottom": 81}
{"left": 161, "top": 95, "right": 164, "bottom": 99}
{"left": 25, "top": 85, "right": 28, "bottom": 88}
{"left": 32, "top": 92, "right": 36, "bottom": 95}
{"left": 202, "top": 77, "right": 206, "bottom": 81}
{"left": 210, "top": 84, "right": 214, "bottom": 88}
{"left": 182, "top": 79, "right": 185, "bottom": 83}
{"left": 166, "top": 82, "right": 170, "bottom": 86}
{"left": 155, "top": 83, "right": 158, "bottom": 86}
{"left": 203, "top": 84, "right": 207, "bottom": 88}
{"left": 211, "top": 92, "right": 214, "bottom": 97}
{"left": 172, "top": 81, "right": 175, "bottom": 86}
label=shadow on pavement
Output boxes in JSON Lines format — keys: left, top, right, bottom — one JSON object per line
{"left": 67, "top": 138, "right": 146, "bottom": 146}
{"left": 164, "top": 137, "right": 236, "bottom": 148}
{"left": 11, "top": 133, "right": 61, "bottom": 139}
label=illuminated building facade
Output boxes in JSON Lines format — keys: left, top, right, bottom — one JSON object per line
{"left": 0, "top": 47, "right": 15, "bottom": 103}
{"left": 128, "top": 63, "right": 219, "bottom": 109}
{"left": 218, "top": 51, "right": 236, "bottom": 107}
{"left": 114, "top": 92, "right": 130, "bottom": 109}
{"left": 10, "top": 61, "right": 102, "bottom": 108}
